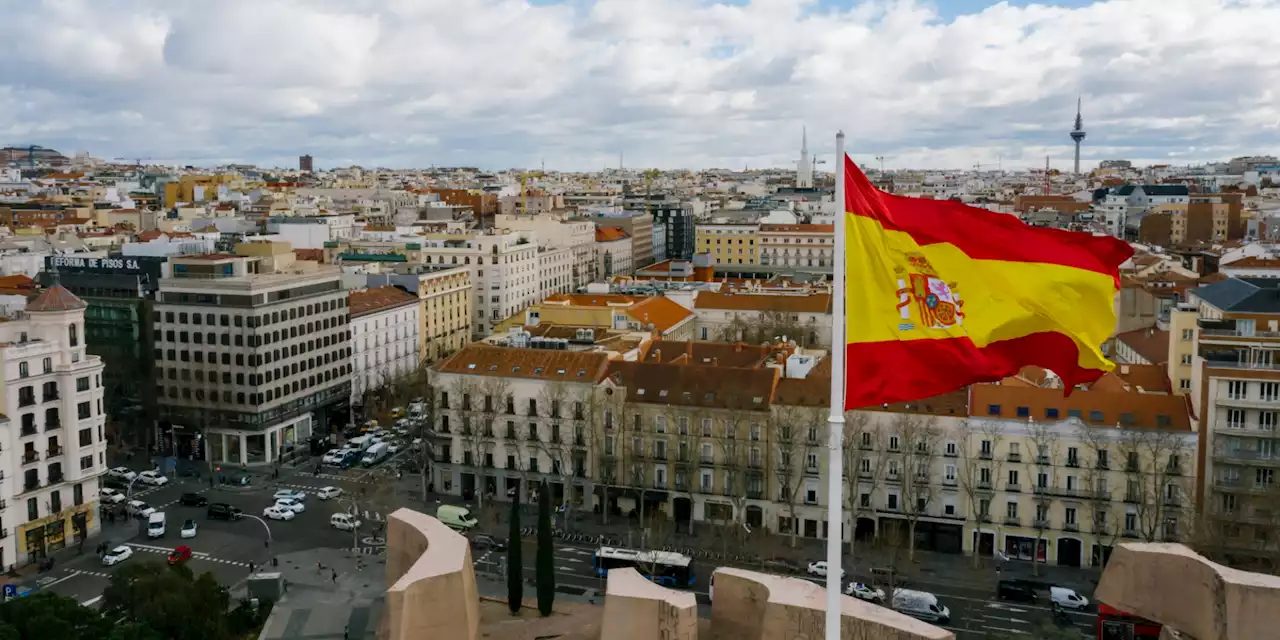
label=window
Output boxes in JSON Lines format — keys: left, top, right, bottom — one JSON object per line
{"left": 987, "top": 404, "right": 1001, "bottom": 416}
{"left": 73, "top": 483, "right": 83, "bottom": 506}
{"left": 1180, "top": 379, "right": 1192, "bottom": 391}
{"left": 1015, "top": 406, "right": 1030, "bottom": 418}
{"left": 18, "top": 362, "right": 27, "bottom": 378}
{"left": 1226, "top": 409, "right": 1246, "bottom": 428}
{"left": 76, "top": 377, "right": 90, "bottom": 392}
{"left": 1227, "top": 380, "right": 1248, "bottom": 400}
{"left": 1181, "top": 354, "right": 1193, "bottom": 365}
{"left": 1181, "top": 329, "right": 1193, "bottom": 341}
{"left": 77, "top": 402, "right": 91, "bottom": 420}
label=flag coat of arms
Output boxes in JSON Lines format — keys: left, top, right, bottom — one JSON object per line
{"left": 842, "top": 154, "right": 1133, "bottom": 408}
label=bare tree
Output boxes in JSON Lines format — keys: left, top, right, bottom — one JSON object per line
{"left": 666, "top": 403, "right": 706, "bottom": 536}
{"left": 624, "top": 402, "right": 653, "bottom": 540}
{"left": 956, "top": 418, "right": 1005, "bottom": 568}
{"left": 1027, "top": 419, "right": 1061, "bottom": 576}
{"left": 536, "top": 380, "right": 579, "bottom": 529}
{"left": 774, "top": 404, "right": 821, "bottom": 548}
{"left": 722, "top": 405, "right": 764, "bottom": 541}
{"left": 893, "top": 414, "right": 942, "bottom": 562}
{"left": 841, "top": 410, "right": 880, "bottom": 556}
{"left": 447, "top": 376, "right": 484, "bottom": 505}
{"left": 1117, "top": 427, "right": 1192, "bottom": 543}
{"left": 581, "top": 385, "right": 620, "bottom": 526}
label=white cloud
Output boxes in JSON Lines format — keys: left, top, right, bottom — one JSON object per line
{"left": 0, "top": 0, "right": 1276, "bottom": 171}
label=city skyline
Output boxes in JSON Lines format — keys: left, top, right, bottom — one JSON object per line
{"left": 2, "top": 0, "right": 1277, "bottom": 171}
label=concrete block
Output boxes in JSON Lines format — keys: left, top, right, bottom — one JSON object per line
{"left": 601, "top": 568, "right": 698, "bottom": 640}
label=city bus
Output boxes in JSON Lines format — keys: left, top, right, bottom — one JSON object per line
{"left": 592, "top": 546, "right": 696, "bottom": 588}
{"left": 1097, "top": 603, "right": 1161, "bottom": 640}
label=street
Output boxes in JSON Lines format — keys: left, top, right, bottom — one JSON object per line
{"left": 30, "top": 455, "right": 1094, "bottom": 639}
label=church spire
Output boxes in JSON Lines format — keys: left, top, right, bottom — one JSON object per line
{"left": 797, "top": 125, "right": 813, "bottom": 189}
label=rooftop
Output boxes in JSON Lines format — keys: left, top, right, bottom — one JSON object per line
{"left": 606, "top": 360, "right": 779, "bottom": 410}
{"left": 759, "top": 223, "right": 834, "bottom": 233}
{"left": 26, "top": 284, "right": 87, "bottom": 312}
{"left": 1115, "top": 326, "right": 1171, "bottom": 366}
{"left": 1193, "top": 276, "right": 1280, "bottom": 313}
{"left": 594, "top": 226, "right": 630, "bottom": 243}
{"left": 437, "top": 344, "right": 612, "bottom": 382}
{"left": 348, "top": 286, "right": 419, "bottom": 318}
{"left": 693, "top": 291, "right": 832, "bottom": 314}
{"left": 970, "top": 383, "right": 1191, "bottom": 431}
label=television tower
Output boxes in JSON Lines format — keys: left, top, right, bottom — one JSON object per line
{"left": 1070, "top": 96, "right": 1086, "bottom": 175}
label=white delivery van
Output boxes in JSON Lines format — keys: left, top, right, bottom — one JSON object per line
{"left": 147, "top": 511, "right": 167, "bottom": 539}
{"left": 361, "top": 442, "right": 390, "bottom": 466}
{"left": 1050, "top": 586, "right": 1090, "bottom": 610}
{"left": 330, "top": 513, "right": 362, "bottom": 531}
{"left": 436, "top": 505, "right": 478, "bottom": 532}
{"left": 891, "top": 589, "right": 950, "bottom": 624}
{"left": 348, "top": 435, "right": 374, "bottom": 452}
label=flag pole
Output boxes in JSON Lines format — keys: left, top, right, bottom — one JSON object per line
{"left": 824, "top": 130, "right": 847, "bottom": 640}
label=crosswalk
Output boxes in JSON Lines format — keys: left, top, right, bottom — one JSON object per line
{"left": 349, "top": 547, "right": 385, "bottom": 556}
{"left": 295, "top": 472, "right": 379, "bottom": 485}
{"left": 125, "top": 542, "right": 251, "bottom": 567}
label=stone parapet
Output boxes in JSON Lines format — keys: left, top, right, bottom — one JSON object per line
{"left": 708, "top": 568, "right": 953, "bottom": 640}
{"left": 1096, "top": 542, "right": 1280, "bottom": 640}
{"left": 602, "top": 568, "right": 698, "bottom": 640}
{"left": 380, "top": 508, "right": 480, "bottom": 640}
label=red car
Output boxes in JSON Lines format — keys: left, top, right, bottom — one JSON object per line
{"left": 168, "top": 545, "right": 192, "bottom": 565}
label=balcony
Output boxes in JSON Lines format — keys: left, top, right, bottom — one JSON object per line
{"left": 912, "top": 474, "right": 929, "bottom": 486}
{"left": 504, "top": 430, "right": 516, "bottom": 440}
{"left": 942, "top": 477, "right": 957, "bottom": 487}
{"left": 979, "top": 451, "right": 993, "bottom": 460}
{"left": 746, "top": 490, "right": 764, "bottom": 500}
{"left": 1213, "top": 446, "right": 1280, "bottom": 465}
{"left": 1003, "top": 516, "right": 1020, "bottom": 527}
{"left": 1167, "top": 463, "right": 1183, "bottom": 476}
{"left": 1092, "top": 489, "right": 1112, "bottom": 501}
{"left": 46, "top": 446, "right": 62, "bottom": 459}
{"left": 1163, "top": 496, "right": 1182, "bottom": 508}
{"left": 550, "top": 434, "right": 562, "bottom": 445}
{"left": 42, "top": 392, "right": 58, "bottom": 403}
{"left": 44, "top": 419, "right": 60, "bottom": 432}
{"left": 1124, "top": 492, "right": 1143, "bottom": 503}
{"left": 700, "top": 456, "right": 714, "bottom": 465}
{"left": 1004, "top": 482, "right": 1021, "bottom": 493}
{"left": 885, "top": 473, "right": 902, "bottom": 484}
{"left": 1065, "top": 459, "right": 1080, "bottom": 468}
{"left": 574, "top": 436, "right": 586, "bottom": 447}
{"left": 1063, "top": 522, "right": 1080, "bottom": 533}
{"left": 1035, "top": 485, "right": 1091, "bottom": 499}
{"left": 748, "top": 460, "right": 763, "bottom": 470}
{"left": 22, "top": 451, "right": 38, "bottom": 464}
{"left": 1035, "top": 455, "right": 1050, "bottom": 465}
{"left": 977, "top": 480, "right": 992, "bottom": 491}
{"left": 22, "top": 479, "right": 38, "bottom": 492}
{"left": 1093, "top": 524, "right": 1110, "bottom": 536}
{"left": 1032, "top": 518, "right": 1050, "bottom": 529}
{"left": 19, "top": 425, "right": 36, "bottom": 438}
{"left": 804, "top": 465, "right": 820, "bottom": 476}
{"left": 1007, "top": 453, "right": 1022, "bottom": 463}
{"left": 942, "top": 449, "right": 957, "bottom": 458}
{"left": 1096, "top": 461, "right": 1110, "bottom": 471}
{"left": 1123, "top": 528, "right": 1140, "bottom": 539}
{"left": 654, "top": 451, "right": 667, "bottom": 461}
{"left": 858, "top": 470, "right": 872, "bottom": 479}
{"left": 652, "top": 481, "right": 667, "bottom": 490}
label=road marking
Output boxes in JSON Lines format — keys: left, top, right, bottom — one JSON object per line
{"left": 980, "top": 626, "right": 1028, "bottom": 635}
{"left": 81, "top": 595, "right": 103, "bottom": 607}
{"left": 986, "top": 602, "right": 1031, "bottom": 613}
{"left": 980, "top": 614, "right": 1031, "bottom": 625}
{"left": 40, "top": 573, "right": 77, "bottom": 589}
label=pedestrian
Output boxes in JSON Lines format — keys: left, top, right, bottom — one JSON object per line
{"left": 249, "top": 560, "right": 255, "bottom": 574}
{"left": 317, "top": 561, "right": 324, "bottom": 575}
{"left": 343, "top": 625, "right": 349, "bottom": 640}
{"left": 331, "top": 568, "right": 337, "bottom": 584}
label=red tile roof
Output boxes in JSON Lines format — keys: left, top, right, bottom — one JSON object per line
{"left": 348, "top": 286, "right": 418, "bottom": 318}
{"left": 595, "top": 227, "right": 630, "bottom": 242}
{"left": 27, "top": 285, "right": 87, "bottom": 312}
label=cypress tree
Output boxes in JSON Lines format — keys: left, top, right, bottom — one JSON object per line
{"left": 507, "top": 495, "right": 522, "bottom": 614}
{"left": 536, "top": 480, "right": 555, "bottom": 616}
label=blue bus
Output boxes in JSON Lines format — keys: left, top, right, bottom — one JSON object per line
{"left": 592, "top": 546, "right": 695, "bottom": 588}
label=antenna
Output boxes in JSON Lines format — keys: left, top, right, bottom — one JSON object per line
{"left": 1044, "top": 156, "right": 1051, "bottom": 195}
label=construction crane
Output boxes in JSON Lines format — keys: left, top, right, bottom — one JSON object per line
{"left": 518, "top": 170, "right": 545, "bottom": 214}
{"left": 114, "top": 157, "right": 152, "bottom": 167}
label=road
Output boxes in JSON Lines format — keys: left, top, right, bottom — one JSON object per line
{"left": 30, "top": 462, "right": 399, "bottom": 607}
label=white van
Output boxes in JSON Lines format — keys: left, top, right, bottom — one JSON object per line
{"left": 147, "top": 512, "right": 167, "bottom": 539}
{"left": 330, "top": 513, "right": 362, "bottom": 531}
{"left": 361, "top": 442, "right": 390, "bottom": 466}
{"left": 1050, "top": 586, "right": 1090, "bottom": 610}
{"left": 436, "top": 505, "right": 478, "bottom": 531}
{"left": 890, "top": 589, "right": 950, "bottom": 624}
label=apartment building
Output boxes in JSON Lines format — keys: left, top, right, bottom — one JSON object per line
{"left": 349, "top": 286, "right": 421, "bottom": 405}
{"left": 593, "top": 212, "right": 654, "bottom": 268}
{"left": 691, "top": 290, "right": 833, "bottom": 347}
{"left": 695, "top": 224, "right": 758, "bottom": 266}
{"left": 494, "top": 213, "right": 597, "bottom": 290}
{"left": 154, "top": 243, "right": 352, "bottom": 466}
{"left": 493, "top": 293, "right": 696, "bottom": 342}
{"left": 757, "top": 224, "right": 835, "bottom": 268}
{"left": 627, "top": 196, "right": 693, "bottom": 260}
{"left": 1186, "top": 276, "right": 1280, "bottom": 562}
{"left": 364, "top": 264, "right": 474, "bottom": 364}
{"left": 5, "top": 285, "right": 108, "bottom": 567}
{"left": 536, "top": 246, "right": 574, "bottom": 301}
{"left": 416, "top": 229, "right": 540, "bottom": 338}
{"left": 595, "top": 227, "right": 633, "bottom": 279}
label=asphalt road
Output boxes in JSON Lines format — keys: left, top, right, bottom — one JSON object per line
{"left": 32, "top": 462, "right": 400, "bottom": 607}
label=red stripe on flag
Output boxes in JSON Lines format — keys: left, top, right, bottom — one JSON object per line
{"left": 844, "top": 156, "right": 1132, "bottom": 280}
{"left": 844, "top": 332, "right": 1107, "bottom": 410}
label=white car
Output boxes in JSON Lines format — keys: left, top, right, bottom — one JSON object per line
{"left": 263, "top": 506, "right": 295, "bottom": 521}
{"left": 387, "top": 442, "right": 402, "bottom": 454}
{"left": 316, "top": 486, "right": 343, "bottom": 501}
{"left": 274, "top": 498, "right": 305, "bottom": 514}
{"left": 273, "top": 489, "right": 307, "bottom": 503}
{"left": 845, "top": 582, "right": 886, "bottom": 603}
{"left": 126, "top": 500, "right": 155, "bottom": 519}
{"left": 102, "top": 545, "right": 133, "bottom": 566}
{"left": 137, "top": 470, "right": 168, "bottom": 486}
{"left": 806, "top": 561, "right": 844, "bottom": 579}
{"left": 330, "top": 512, "right": 361, "bottom": 531}
{"left": 100, "top": 488, "right": 126, "bottom": 504}
{"left": 108, "top": 467, "right": 137, "bottom": 482}
{"left": 180, "top": 519, "right": 198, "bottom": 539}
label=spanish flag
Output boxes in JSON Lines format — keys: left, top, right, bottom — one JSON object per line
{"left": 843, "top": 154, "right": 1132, "bottom": 408}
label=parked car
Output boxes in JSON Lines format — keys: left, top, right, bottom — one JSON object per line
{"left": 180, "top": 519, "right": 198, "bottom": 539}
{"left": 179, "top": 493, "right": 208, "bottom": 507}
{"left": 102, "top": 545, "right": 133, "bottom": 566}
{"left": 469, "top": 534, "right": 507, "bottom": 552}
{"left": 330, "top": 513, "right": 361, "bottom": 531}
{"left": 207, "top": 503, "right": 243, "bottom": 521}
{"left": 387, "top": 442, "right": 402, "bottom": 455}
{"left": 272, "top": 489, "right": 307, "bottom": 502}
{"left": 322, "top": 449, "right": 345, "bottom": 465}
{"left": 100, "top": 487, "right": 126, "bottom": 504}
{"left": 108, "top": 467, "right": 137, "bottom": 482}
{"left": 274, "top": 498, "right": 305, "bottom": 514}
{"left": 316, "top": 486, "right": 343, "bottom": 501}
{"left": 845, "top": 582, "right": 886, "bottom": 603}
{"left": 997, "top": 580, "right": 1039, "bottom": 604}
{"left": 126, "top": 500, "right": 155, "bottom": 519}
{"left": 137, "top": 470, "right": 168, "bottom": 486}
{"left": 806, "top": 561, "right": 844, "bottom": 579}
{"left": 263, "top": 506, "right": 295, "bottom": 521}
{"left": 761, "top": 558, "right": 801, "bottom": 574}
{"left": 167, "top": 545, "right": 193, "bottom": 565}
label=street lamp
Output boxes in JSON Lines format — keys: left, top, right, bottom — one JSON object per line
{"left": 239, "top": 514, "right": 274, "bottom": 569}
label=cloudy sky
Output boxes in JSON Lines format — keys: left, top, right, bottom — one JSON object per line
{"left": 1, "top": 0, "right": 1276, "bottom": 172}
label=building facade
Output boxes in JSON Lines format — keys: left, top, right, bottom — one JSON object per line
{"left": 757, "top": 224, "right": 835, "bottom": 268}
{"left": 594, "top": 212, "right": 655, "bottom": 269}
{"left": 695, "top": 224, "right": 759, "bottom": 266}
{"left": 365, "top": 265, "right": 473, "bottom": 364}
{"left": 595, "top": 227, "right": 634, "bottom": 279}
{"left": 416, "top": 230, "right": 540, "bottom": 338}
{"left": 154, "top": 243, "right": 352, "bottom": 466}
{"left": 4, "top": 286, "right": 108, "bottom": 567}
{"left": 349, "top": 286, "right": 421, "bottom": 407}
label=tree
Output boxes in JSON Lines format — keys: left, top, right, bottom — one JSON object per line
{"left": 720, "top": 405, "right": 758, "bottom": 541}
{"left": 0, "top": 592, "right": 125, "bottom": 640}
{"left": 841, "top": 410, "right": 880, "bottom": 556}
{"left": 1027, "top": 419, "right": 1061, "bottom": 576}
{"left": 101, "top": 561, "right": 232, "bottom": 640}
{"left": 666, "top": 404, "right": 704, "bottom": 536}
{"left": 582, "top": 386, "right": 619, "bottom": 525}
{"left": 507, "top": 497, "right": 523, "bottom": 614}
{"left": 893, "top": 413, "right": 942, "bottom": 562}
{"left": 536, "top": 480, "right": 555, "bottom": 616}
{"left": 956, "top": 418, "right": 1005, "bottom": 568}
{"left": 537, "top": 381, "right": 577, "bottom": 530}
{"left": 774, "top": 404, "right": 816, "bottom": 548}
{"left": 1117, "top": 427, "right": 1193, "bottom": 543}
